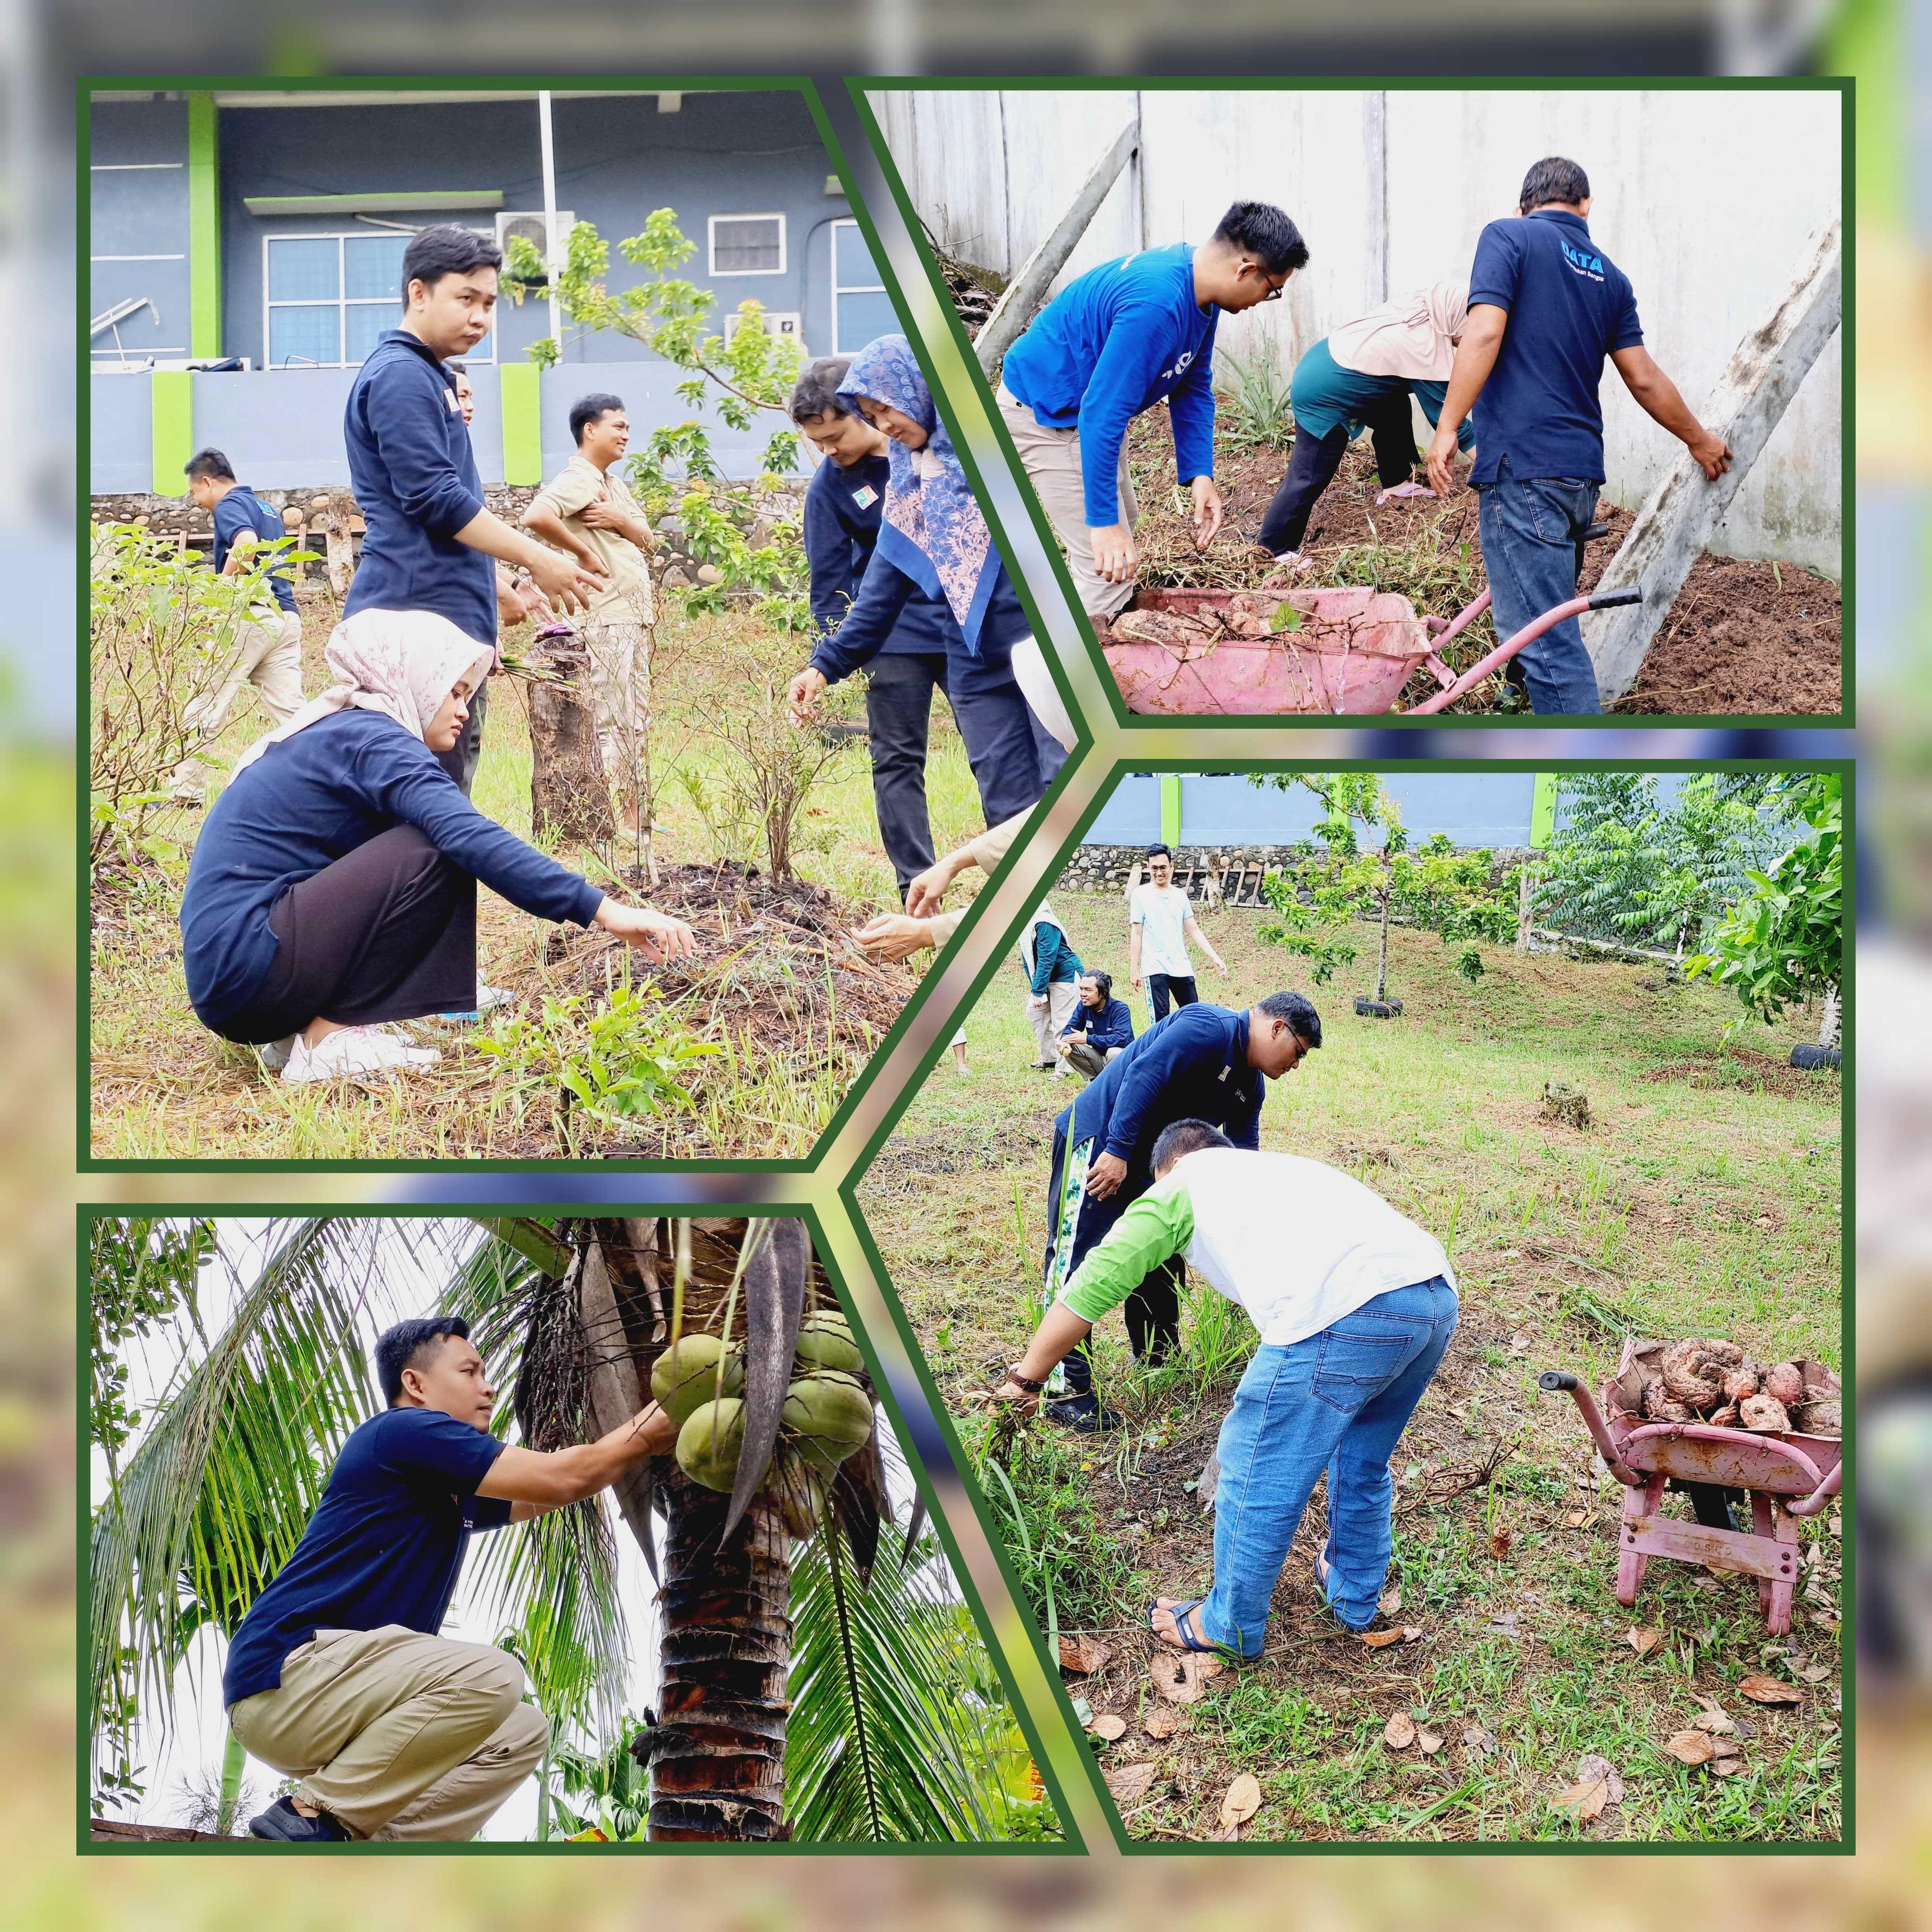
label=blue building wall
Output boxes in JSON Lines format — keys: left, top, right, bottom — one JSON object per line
{"left": 89, "top": 99, "right": 192, "bottom": 365}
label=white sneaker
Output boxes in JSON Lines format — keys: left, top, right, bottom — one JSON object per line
{"left": 433, "top": 983, "right": 518, "bottom": 1024}
{"left": 256, "top": 1034, "right": 298, "bottom": 1074}
{"left": 1375, "top": 481, "right": 1436, "bottom": 505}
{"left": 282, "top": 1025, "right": 441, "bottom": 1083}
{"left": 1271, "top": 550, "right": 1315, "bottom": 574}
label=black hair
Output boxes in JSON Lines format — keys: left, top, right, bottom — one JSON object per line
{"left": 570, "top": 391, "right": 626, "bottom": 444}
{"left": 1211, "top": 201, "right": 1311, "bottom": 277}
{"left": 1082, "top": 968, "right": 1114, "bottom": 1001}
{"left": 1519, "top": 157, "right": 1591, "bottom": 213}
{"left": 1257, "top": 989, "right": 1323, "bottom": 1050}
{"left": 376, "top": 1314, "right": 472, "bottom": 1406}
{"left": 1151, "top": 1118, "right": 1235, "bottom": 1172}
{"left": 788, "top": 357, "right": 855, "bottom": 427}
{"left": 183, "top": 447, "right": 236, "bottom": 483}
{"left": 401, "top": 224, "right": 503, "bottom": 302}
{"left": 1144, "top": 844, "right": 1174, "bottom": 864}
{"left": 445, "top": 359, "right": 468, "bottom": 375}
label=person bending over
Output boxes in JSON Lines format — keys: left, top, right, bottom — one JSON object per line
{"left": 988, "top": 1122, "right": 1458, "bottom": 1657}
{"left": 787, "top": 336, "right": 1063, "bottom": 816}
{"left": 1130, "top": 845, "right": 1226, "bottom": 1023}
{"left": 998, "top": 202, "right": 1309, "bottom": 622}
{"left": 1042, "top": 993, "right": 1321, "bottom": 1431}
{"left": 179, "top": 609, "right": 695, "bottom": 1084}
{"left": 521, "top": 392, "right": 658, "bottom": 849}
{"left": 1057, "top": 969, "right": 1135, "bottom": 1079}
{"left": 1256, "top": 282, "right": 1476, "bottom": 566}
{"left": 1423, "top": 157, "right": 1733, "bottom": 715}
{"left": 344, "top": 224, "right": 604, "bottom": 792}
{"left": 227, "top": 1315, "right": 679, "bottom": 1842}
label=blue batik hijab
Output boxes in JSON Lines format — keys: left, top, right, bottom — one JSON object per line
{"left": 837, "top": 335, "right": 1000, "bottom": 653}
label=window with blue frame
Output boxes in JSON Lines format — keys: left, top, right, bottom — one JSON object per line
{"left": 263, "top": 231, "right": 496, "bottom": 367}
{"left": 831, "top": 220, "right": 896, "bottom": 356}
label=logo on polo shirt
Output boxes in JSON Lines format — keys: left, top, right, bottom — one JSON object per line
{"left": 850, "top": 485, "right": 878, "bottom": 509}
{"left": 1560, "top": 238, "right": 1607, "bottom": 281}
{"left": 1159, "top": 350, "right": 1195, "bottom": 384}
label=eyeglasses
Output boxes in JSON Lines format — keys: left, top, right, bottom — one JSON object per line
{"left": 1257, "top": 274, "right": 1288, "bottom": 302}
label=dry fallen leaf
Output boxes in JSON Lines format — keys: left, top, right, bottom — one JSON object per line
{"left": 1566, "top": 1508, "right": 1589, "bottom": 1528}
{"left": 1554, "top": 1776, "right": 1610, "bottom": 1821}
{"left": 1489, "top": 1525, "right": 1515, "bottom": 1559}
{"left": 1360, "top": 1628, "right": 1406, "bottom": 1649}
{"left": 1664, "top": 1729, "right": 1717, "bottom": 1766}
{"left": 1737, "top": 1673, "right": 1805, "bottom": 1706}
{"left": 1708, "top": 1736, "right": 1745, "bottom": 1777}
{"left": 1574, "top": 1753, "right": 1625, "bottom": 1805}
{"left": 1142, "top": 1703, "right": 1186, "bottom": 1740}
{"left": 1379, "top": 1584, "right": 1403, "bottom": 1617}
{"left": 1218, "top": 1773, "right": 1263, "bottom": 1833}
{"left": 1628, "top": 1625, "right": 1663, "bottom": 1658}
{"left": 1418, "top": 1728, "right": 1444, "bottom": 1754}
{"left": 1103, "top": 1761, "right": 1156, "bottom": 1806}
{"left": 1464, "top": 1726, "right": 1499, "bottom": 1755}
{"left": 1088, "top": 1713, "right": 1128, "bottom": 1741}
{"left": 1149, "top": 1650, "right": 1222, "bottom": 1707}
{"left": 1693, "top": 1700, "right": 1737, "bottom": 1736}
{"left": 1384, "top": 1710, "right": 1418, "bottom": 1750}
{"left": 1798, "top": 1661, "right": 1834, "bottom": 1684}
{"left": 1402, "top": 1625, "right": 1424, "bottom": 1643}
{"left": 1058, "top": 1633, "right": 1112, "bottom": 1675}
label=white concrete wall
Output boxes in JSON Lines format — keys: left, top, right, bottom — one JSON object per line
{"left": 879, "top": 88, "right": 1842, "bottom": 574}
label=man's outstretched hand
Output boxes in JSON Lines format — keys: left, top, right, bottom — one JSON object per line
{"left": 1425, "top": 426, "right": 1461, "bottom": 499}
{"left": 594, "top": 901, "right": 698, "bottom": 963}
{"left": 1190, "top": 475, "right": 1225, "bottom": 549}
{"left": 1089, "top": 522, "right": 1139, "bottom": 586}
{"left": 1688, "top": 429, "right": 1734, "bottom": 482}
{"left": 1084, "top": 1151, "right": 1129, "bottom": 1199}
{"left": 786, "top": 666, "right": 829, "bottom": 726}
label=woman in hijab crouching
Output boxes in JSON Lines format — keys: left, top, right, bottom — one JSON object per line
{"left": 180, "top": 608, "right": 696, "bottom": 1083}
{"left": 1257, "top": 282, "right": 1478, "bottom": 566}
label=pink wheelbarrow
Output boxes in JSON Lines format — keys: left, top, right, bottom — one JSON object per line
{"left": 1539, "top": 1341, "right": 1841, "bottom": 1637}
{"left": 1100, "top": 529, "right": 1640, "bottom": 716}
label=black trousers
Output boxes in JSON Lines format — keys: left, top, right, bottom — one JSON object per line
{"left": 436, "top": 678, "right": 486, "bottom": 795}
{"left": 1256, "top": 399, "right": 1422, "bottom": 556}
{"left": 865, "top": 653, "right": 945, "bottom": 896}
{"left": 1147, "top": 972, "right": 1198, "bottom": 1023}
{"left": 214, "top": 825, "right": 477, "bottom": 1043}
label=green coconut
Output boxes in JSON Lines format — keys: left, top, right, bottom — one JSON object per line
{"left": 652, "top": 1333, "right": 744, "bottom": 1428}
{"left": 793, "top": 1308, "right": 864, "bottom": 1379}
{"left": 675, "top": 1395, "right": 747, "bottom": 1493}
{"left": 781, "top": 1370, "right": 874, "bottom": 1475}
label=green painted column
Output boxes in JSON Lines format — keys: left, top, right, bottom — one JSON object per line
{"left": 150, "top": 371, "right": 194, "bottom": 497}
{"left": 1160, "top": 773, "right": 1182, "bottom": 849}
{"left": 187, "top": 94, "right": 221, "bottom": 359}
{"left": 500, "top": 362, "right": 543, "bottom": 486}
{"left": 1529, "top": 771, "right": 1558, "bottom": 848}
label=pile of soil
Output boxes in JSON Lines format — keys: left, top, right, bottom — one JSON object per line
{"left": 528, "top": 858, "right": 917, "bottom": 1066}
{"left": 1639, "top": 1045, "right": 1840, "bottom": 1102}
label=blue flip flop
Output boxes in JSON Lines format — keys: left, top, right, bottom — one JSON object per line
{"left": 1147, "top": 1596, "right": 1217, "bottom": 1652}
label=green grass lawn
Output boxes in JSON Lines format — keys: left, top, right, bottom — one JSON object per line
{"left": 858, "top": 890, "right": 1843, "bottom": 1844}
{"left": 90, "top": 595, "right": 981, "bottom": 1161}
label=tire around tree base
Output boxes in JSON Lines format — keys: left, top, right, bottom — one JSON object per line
{"left": 1790, "top": 1044, "right": 1840, "bottom": 1071}
{"left": 1355, "top": 997, "right": 1403, "bottom": 1018}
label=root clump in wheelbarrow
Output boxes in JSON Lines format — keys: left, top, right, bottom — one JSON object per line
{"left": 1639, "top": 1338, "right": 1838, "bottom": 1436}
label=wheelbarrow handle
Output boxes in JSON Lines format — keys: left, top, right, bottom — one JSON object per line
{"left": 1538, "top": 1369, "right": 1643, "bottom": 1487}
{"left": 1786, "top": 1458, "right": 1843, "bottom": 1519}
{"left": 1587, "top": 587, "right": 1643, "bottom": 610}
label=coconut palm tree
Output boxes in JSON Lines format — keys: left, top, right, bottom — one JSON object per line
{"left": 89, "top": 1215, "right": 1045, "bottom": 1844}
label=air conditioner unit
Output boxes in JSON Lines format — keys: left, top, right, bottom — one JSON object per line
{"left": 723, "top": 310, "right": 805, "bottom": 352}
{"left": 496, "top": 209, "right": 576, "bottom": 270}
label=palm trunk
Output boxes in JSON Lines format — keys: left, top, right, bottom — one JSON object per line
{"left": 649, "top": 1466, "right": 792, "bottom": 1841}
{"left": 216, "top": 1728, "right": 246, "bottom": 1836}
{"left": 1376, "top": 872, "right": 1391, "bottom": 1003}
{"left": 1819, "top": 983, "right": 1840, "bottom": 1050}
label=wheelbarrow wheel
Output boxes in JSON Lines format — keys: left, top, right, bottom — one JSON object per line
{"left": 1680, "top": 1481, "right": 1738, "bottom": 1532}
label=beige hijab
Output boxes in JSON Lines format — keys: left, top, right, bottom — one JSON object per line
{"left": 232, "top": 607, "right": 494, "bottom": 775}
{"left": 1327, "top": 281, "right": 1470, "bottom": 382}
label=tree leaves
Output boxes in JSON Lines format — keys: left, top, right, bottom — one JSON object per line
{"left": 1737, "top": 1673, "right": 1806, "bottom": 1706}
{"left": 1088, "top": 1714, "right": 1128, "bottom": 1742}
{"left": 1383, "top": 1710, "right": 1417, "bottom": 1749}
{"left": 1216, "top": 1773, "right": 1262, "bottom": 1837}
{"left": 1058, "top": 1634, "right": 1111, "bottom": 1675}
{"left": 1103, "top": 1761, "right": 1157, "bottom": 1807}
{"left": 1628, "top": 1625, "right": 1663, "bottom": 1658}
{"left": 1148, "top": 1649, "right": 1224, "bottom": 1706}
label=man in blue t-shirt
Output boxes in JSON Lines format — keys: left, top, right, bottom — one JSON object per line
{"left": 225, "top": 1314, "right": 676, "bottom": 1842}
{"left": 343, "top": 225, "right": 603, "bottom": 791}
{"left": 1424, "top": 156, "right": 1733, "bottom": 715}
{"left": 999, "top": 202, "right": 1309, "bottom": 622}
{"left": 174, "top": 448, "right": 308, "bottom": 802}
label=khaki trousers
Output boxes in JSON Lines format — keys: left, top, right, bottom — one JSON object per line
{"left": 1063, "top": 1038, "right": 1124, "bottom": 1081}
{"left": 582, "top": 617, "right": 652, "bottom": 818}
{"left": 998, "top": 389, "right": 1139, "bottom": 620}
{"left": 227, "top": 1624, "right": 548, "bottom": 1842}
{"left": 1027, "top": 979, "right": 1081, "bottom": 1075}
{"left": 175, "top": 607, "right": 307, "bottom": 801}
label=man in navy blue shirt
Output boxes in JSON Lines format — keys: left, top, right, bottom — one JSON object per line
{"left": 1040, "top": 992, "right": 1321, "bottom": 1429}
{"left": 791, "top": 357, "right": 960, "bottom": 896}
{"left": 175, "top": 448, "right": 307, "bottom": 801}
{"left": 999, "top": 202, "right": 1309, "bottom": 621}
{"left": 343, "top": 225, "right": 602, "bottom": 790}
{"left": 1425, "top": 157, "right": 1733, "bottom": 715}
{"left": 227, "top": 1313, "right": 676, "bottom": 1841}
{"left": 1057, "top": 968, "right": 1135, "bottom": 1080}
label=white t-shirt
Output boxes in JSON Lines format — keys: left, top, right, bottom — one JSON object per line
{"left": 1173, "top": 1147, "right": 1453, "bottom": 1347}
{"left": 1130, "top": 882, "right": 1194, "bottom": 978}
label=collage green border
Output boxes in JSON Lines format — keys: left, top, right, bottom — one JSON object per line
{"left": 836, "top": 754, "right": 1854, "bottom": 1856}
{"left": 850, "top": 76, "right": 1855, "bottom": 735}
{"left": 75, "top": 73, "right": 1098, "bottom": 1177}
{"left": 75, "top": 1200, "right": 1092, "bottom": 1857}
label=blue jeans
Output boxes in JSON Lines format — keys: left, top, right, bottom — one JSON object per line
{"left": 1202, "top": 1276, "right": 1459, "bottom": 1653}
{"left": 1475, "top": 456, "right": 1602, "bottom": 715}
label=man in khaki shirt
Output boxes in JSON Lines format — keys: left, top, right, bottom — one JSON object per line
{"left": 522, "top": 393, "right": 657, "bottom": 837}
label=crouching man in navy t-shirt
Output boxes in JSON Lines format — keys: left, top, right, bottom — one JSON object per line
{"left": 1424, "top": 156, "right": 1733, "bottom": 715}
{"left": 224, "top": 1315, "right": 677, "bottom": 1842}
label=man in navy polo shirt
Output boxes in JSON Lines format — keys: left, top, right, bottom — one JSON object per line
{"left": 343, "top": 225, "right": 603, "bottom": 791}
{"left": 226, "top": 1313, "right": 676, "bottom": 1842}
{"left": 1039, "top": 992, "right": 1321, "bottom": 1430}
{"left": 1425, "top": 156, "right": 1733, "bottom": 715}
{"left": 175, "top": 448, "right": 307, "bottom": 801}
